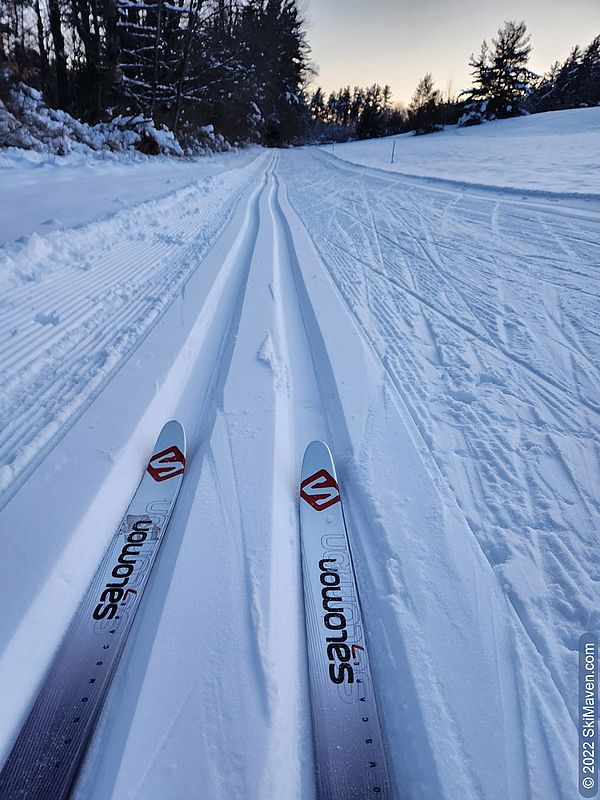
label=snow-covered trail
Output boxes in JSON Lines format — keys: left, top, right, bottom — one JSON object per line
{"left": 68, "top": 157, "right": 539, "bottom": 800}
{"left": 281, "top": 146, "right": 600, "bottom": 718}
{"left": 0, "top": 148, "right": 261, "bottom": 241}
{"left": 0, "top": 142, "right": 598, "bottom": 800}
{"left": 0, "top": 153, "right": 267, "bottom": 507}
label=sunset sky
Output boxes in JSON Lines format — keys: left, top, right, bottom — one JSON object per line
{"left": 303, "top": 0, "right": 600, "bottom": 105}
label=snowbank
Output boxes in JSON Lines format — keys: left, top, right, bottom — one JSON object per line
{"left": 0, "top": 146, "right": 262, "bottom": 243}
{"left": 0, "top": 84, "right": 231, "bottom": 160}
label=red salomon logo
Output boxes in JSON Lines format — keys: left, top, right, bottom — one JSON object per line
{"left": 300, "top": 469, "right": 341, "bottom": 510}
{"left": 147, "top": 446, "right": 186, "bottom": 482}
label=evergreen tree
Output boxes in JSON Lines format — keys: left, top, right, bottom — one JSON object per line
{"left": 307, "top": 82, "right": 406, "bottom": 142}
{"left": 357, "top": 83, "right": 385, "bottom": 138}
{"left": 237, "top": 0, "right": 309, "bottom": 145}
{"left": 528, "top": 35, "right": 599, "bottom": 112}
{"left": 577, "top": 35, "right": 600, "bottom": 106}
{"left": 310, "top": 86, "right": 326, "bottom": 119}
{"left": 338, "top": 86, "right": 351, "bottom": 126}
{"left": 460, "top": 21, "right": 537, "bottom": 124}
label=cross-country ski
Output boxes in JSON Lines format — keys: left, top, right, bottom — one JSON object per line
{"left": 0, "top": 422, "right": 186, "bottom": 800}
{"left": 299, "top": 440, "right": 391, "bottom": 799}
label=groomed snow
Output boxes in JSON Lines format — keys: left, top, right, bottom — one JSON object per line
{"left": 0, "top": 147, "right": 261, "bottom": 241}
{"left": 0, "top": 108, "right": 598, "bottom": 800}
{"left": 327, "top": 107, "right": 600, "bottom": 196}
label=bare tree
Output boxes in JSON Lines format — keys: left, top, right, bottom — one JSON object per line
{"left": 409, "top": 73, "right": 442, "bottom": 134}
{"left": 48, "top": 0, "right": 69, "bottom": 105}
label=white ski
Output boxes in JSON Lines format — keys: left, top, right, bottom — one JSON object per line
{"left": 300, "top": 440, "right": 392, "bottom": 799}
{"left": 0, "top": 420, "right": 186, "bottom": 800}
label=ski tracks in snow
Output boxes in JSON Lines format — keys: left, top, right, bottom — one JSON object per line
{"left": 0, "top": 147, "right": 597, "bottom": 800}
{"left": 79, "top": 155, "right": 564, "bottom": 799}
{"left": 279, "top": 149, "right": 600, "bottom": 798}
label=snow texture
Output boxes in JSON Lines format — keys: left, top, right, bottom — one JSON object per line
{"left": 327, "top": 106, "right": 600, "bottom": 196}
{"left": 0, "top": 109, "right": 598, "bottom": 800}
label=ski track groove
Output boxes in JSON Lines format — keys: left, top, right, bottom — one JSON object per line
{"left": 273, "top": 169, "right": 488, "bottom": 799}
{"left": 182, "top": 159, "right": 279, "bottom": 721}
{"left": 68, "top": 156, "right": 277, "bottom": 800}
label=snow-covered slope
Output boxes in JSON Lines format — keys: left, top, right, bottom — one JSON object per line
{"left": 328, "top": 107, "right": 600, "bottom": 195}
{"left": 0, "top": 112, "right": 598, "bottom": 800}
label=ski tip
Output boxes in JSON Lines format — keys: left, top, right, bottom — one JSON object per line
{"left": 301, "top": 440, "right": 335, "bottom": 476}
{"left": 303, "top": 438, "right": 330, "bottom": 451}
{"left": 161, "top": 419, "right": 185, "bottom": 449}
{"left": 154, "top": 420, "right": 186, "bottom": 454}
{"left": 300, "top": 440, "right": 342, "bottom": 510}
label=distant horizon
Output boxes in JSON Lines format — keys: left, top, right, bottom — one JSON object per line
{"left": 302, "top": 0, "right": 600, "bottom": 106}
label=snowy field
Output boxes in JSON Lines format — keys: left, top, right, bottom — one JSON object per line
{"left": 328, "top": 107, "right": 600, "bottom": 195}
{"left": 0, "top": 109, "right": 599, "bottom": 799}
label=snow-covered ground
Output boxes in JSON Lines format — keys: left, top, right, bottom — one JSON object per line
{"left": 0, "top": 147, "right": 260, "bottom": 241}
{"left": 0, "top": 109, "right": 598, "bottom": 800}
{"left": 328, "top": 107, "right": 600, "bottom": 196}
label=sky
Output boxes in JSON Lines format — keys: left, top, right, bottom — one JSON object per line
{"left": 302, "top": 0, "right": 600, "bottom": 105}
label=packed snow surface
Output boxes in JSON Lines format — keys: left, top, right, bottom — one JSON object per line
{"left": 0, "top": 109, "right": 598, "bottom": 799}
{"left": 0, "top": 146, "right": 259, "bottom": 241}
{"left": 329, "top": 106, "right": 600, "bottom": 195}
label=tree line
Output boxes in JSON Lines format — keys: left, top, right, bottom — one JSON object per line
{"left": 0, "top": 5, "right": 598, "bottom": 149}
{"left": 0, "top": 0, "right": 309, "bottom": 146}
{"left": 310, "top": 22, "right": 600, "bottom": 140}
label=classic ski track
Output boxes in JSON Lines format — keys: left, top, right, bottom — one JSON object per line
{"left": 271, "top": 168, "right": 534, "bottom": 799}
{"left": 87, "top": 159, "right": 401, "bottom": 799}
{"left": 198, "top": 158, "right": 319, "bottom": 798}
{"left": 271, "top": 172, "right": 402, "bottom": 797}
{"left": 76, "top": 155, "right": 316, "bottom": 800}
{"left": 0, "top": 157, "right": 269, "bottom": 510}
{"left": 265, "top": 161, "right": 395, "bottom": 797}
{"left": 0, "top": 156, "right": 277, "bottom": 797}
